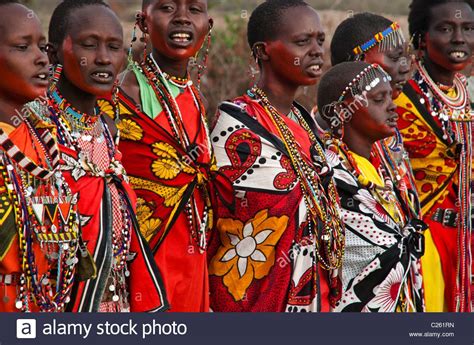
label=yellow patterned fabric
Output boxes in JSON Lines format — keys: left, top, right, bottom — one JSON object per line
{"left": 351, "top": 151, "right": 401, "bottom": 223}
{"left": 395, "top": 91, "right": 458, "bottom": 215}
{"left": 394, "top": 79, "right": 466, "bottom": 311}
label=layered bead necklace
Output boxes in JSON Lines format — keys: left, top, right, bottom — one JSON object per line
{"left": 47, "top": 86, "right": 133, "bottom": 308}
{"left": 49, "top": 89, "right": 105, "bottom": 141}
{"left": 248, "top": 86, "right": 345, "bottom": 271}
{"left": 415, "top": 59, "right": 472, "bottom": 142}
{"left": 138, "top": 53, "right": 214, "bottom": 252}
{"left": 0, "top": 115, "right": 81, "bottom": 312}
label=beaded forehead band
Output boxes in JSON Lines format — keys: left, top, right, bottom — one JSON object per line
{"left": 352, "top": 22, "right": 405, "bottom": 57}
{"left": 321, "top": 63, "right": 392, "bottom": 119}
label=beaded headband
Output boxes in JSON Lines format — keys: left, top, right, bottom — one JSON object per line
{"left": 352, "top": 22, "right": 405, "bottom": 57}
{"left": 321, "top": 63, "right": 392, "bottom": 120}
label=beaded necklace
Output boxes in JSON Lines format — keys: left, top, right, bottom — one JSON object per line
{"left": 49, "top": 89, "right": 105, "bottom": 143}
{"left": 137, "top": 53, "right": 214, "bottom": 252}
{"left": 249, "top": 86, "right": 345, "bottom": 270}
{"left": 0, "top": 116, "right": 80, "bottom": 312}
{"left": 377, "top": 138, "right": 420, "bottom": 217}
{"left": 47, "top": 87, "right": 133, "bottom": 306}
{"left": 162, "top": 71, "right": 190, "bottom": 89}
{"left": 415, "top": 59, "right": 472, "bottom": 141}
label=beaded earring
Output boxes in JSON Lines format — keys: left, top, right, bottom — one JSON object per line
{"left": 128, "top": 20, "right": 138, "bottom": 63}
{"left": 196, "top": 27, "right": 212, "bottom": 89}
{"left": 249, "top": 44, "right": 262, "bottom": 86}
{"left": 111, "top": 79, "right": 121, "bottom": 145}
{"left": 49, "top": 64, "right": 63, "bottom": 93}
{"left": 141, "top": 30, "right": 149, "bottom": 64}
{"left": 129, "top": 12, "right": 148, "bottom": 64}
{"left": 416, "top": 34, "right": 424, "bottom": 61}
{"left": 322, "top": 103, "right": 346, "bottom": 140}
{"left": 248, "top": 52, "right": 259, "bottom": 87}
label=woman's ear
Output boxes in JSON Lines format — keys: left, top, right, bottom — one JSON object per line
{"left": 252, "top": 42, "right": 269, "bottom": 63}
{"left": 137, "top": 11, "right": 147, "bottom": 34}
{"left": 209, "top": 18, "right": 214, "bottom": 31}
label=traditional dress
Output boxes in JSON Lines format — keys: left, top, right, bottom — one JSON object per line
{"left": 208, "top": 88, "right": 345, "bottom": 312}
{"left": 395, "top": 59, "right": 473, "bottom": 312}
{"left": 315, "top": 113, "right": 420, "bottom": 213}
{"left": 0, "top": 111, "right": 82, "bottom": 312}
{"left": 116, "top": 55, "right": 226, "bottom": 312}
{"left": 324, "top": 138, "right": 425, "bottom": 312}
{"left": 42, "top": 85, "right": 168, "bottom": 312}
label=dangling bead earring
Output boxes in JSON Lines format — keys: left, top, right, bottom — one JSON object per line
{"left": 129, "top": 12, "right": 148, "bottom": 64}
{"left": 49, "top": 64, "right": 63, "bottom": 93}
{"left": 196, "top": 27, "right": 212, "bottom": 89}
{"left": 110, "top": 78, "right": 121, "bottom": 145}
{"left": 416, "top": 34, "right": 424, "bottom": 61}
{"left": 128, "top": 21, "right": 138, "bottom": 63}
{"left": 331, "top": 105, "right": 345, "bottom": 140}
{"left": 141, "top": 30, "right": 149, "bottom": 64}
{"left": 248, "top": 52, "right": 259, "bottom": 87}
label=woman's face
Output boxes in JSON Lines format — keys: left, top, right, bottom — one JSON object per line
{"left": 142, "top": 0, "right": 211, "bottom": 61}
{"left": 262, "top": 6, "right": 325, "bottom": 87}
{"left": 364, "top": 42, "right": 411, "bottom": 99}
{"left": 348, "top": 80, "right": 398, "bottom": 142}
{"left": 423, "top": 2, "right": 474, "bottom": 72}
{"left": 0, "top": 4, "right": 48, "bottom": 105}
{"left": 54, "top": 5, "right": 125, "bottom": 97}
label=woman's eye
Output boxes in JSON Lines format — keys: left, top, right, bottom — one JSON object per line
{"left": 297, "top": 39, "right": 310, "bottom": 45}
{"left": 161, "top": 5, "right": 174, "bottom": 11}
{"left": 15, "top": 45, "right": 28, "bottom": 51}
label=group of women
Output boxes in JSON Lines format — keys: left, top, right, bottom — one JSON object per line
{"left": 0, "top": 0, "right": 472, "bottom": 313}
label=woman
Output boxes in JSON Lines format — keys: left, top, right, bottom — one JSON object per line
{"left": 318, "top": 61, "right": 425, "bottom": 312}
{"left": 395, "top": 0, "right": 474, "bottom": 312}
{"left": 118, "top": 0, "right": 221, "bottom": 312}
{"left": 43, "top": 0, "right": 167, "bottom": 312}
{"left": 208, "top": 0, "right": 344, "bottom": 312}
{"left": 0, "top": 0, "right": 82, "bottom": 312}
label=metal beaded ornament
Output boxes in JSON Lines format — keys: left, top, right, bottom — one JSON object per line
{"left": 321, "top": 64, "right": 392, "bottom": 137}
{"left": 352, "top": 22, "right": 406, "bottom": 58}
